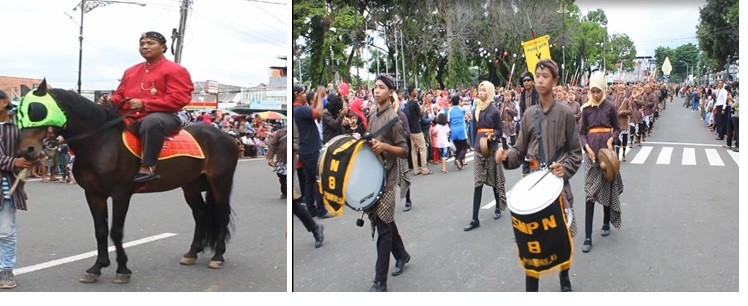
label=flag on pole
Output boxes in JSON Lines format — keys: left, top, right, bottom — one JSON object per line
{"left": 521, "top": 35, "right": 552, "bottom": 79}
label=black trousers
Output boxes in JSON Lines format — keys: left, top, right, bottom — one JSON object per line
{"left": 726, "top": 114, "right": 737, "bottom": 147}
{"left": 135, "top": 112, "right": 182, "bottom": 167}
{"left": 277, "top": 173, "right": 287, "bottom": 196}
{"left": 292, "top": 198, "right": 316, "bottom": 232}
{"left": 453, "top": 139, "right": 469, "bottom": 162}
{"left": 471, "top": 185, "right": 500, "bottom": 221}
{"left": 715, "top": 106, "right": 726, "bottom": 138}
{"left": 374, "top": 218, "right": 408, "bottom": 283}
{"left": 299, "top": 152, "right": 325, "bottom": 217}
{"left": 585, "top": 201, "right": 610, "bottom": 239}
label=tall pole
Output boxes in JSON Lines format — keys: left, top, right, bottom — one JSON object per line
{"left": 400, "top": 23, "right": 406, "bottom": 88}
{"left": 173, "top": 0, "right": 190, "bottom": 64}
{"left": 394, "top": 27, "right": 399, "bottom": 88}
{"left": 77, "top": 0, "right": 85, "bottom": 94}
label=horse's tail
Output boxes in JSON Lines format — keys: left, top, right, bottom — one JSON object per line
{"left": 203, "top": 174, "right": 234, "bottom": 252}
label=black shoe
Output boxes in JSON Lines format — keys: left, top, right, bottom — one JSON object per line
{"left": 582, "top": 238, "right": 592, "bottom": 253}
{"left": 716, "top": 137, "right": 724, "bottom": 140}
{"left": 391, "top": 254, "right": 411, "bottom": 276}
{"left": 493, "top": 210, "right": 501, "bottom": 220}
{"left": 317, "top": 212, "right": 332, "bottom": 219}
{"left": 370, "top": 281, "right": 387, "bottom": 292}
{"left": 403, "top": 202, "right": 412, "bottom": 212}
{"left": 464, "top": 220, "right": 480, "bottom": 231}
{"left": 560, "top": 274, "right": 572, "bottom": 292}
{"left": 313, "top": 224, "right": 324, "bottom": 248}
{"left": 132, "top": 172, "right": 160, "bottom": 183}
{"left": 601, "top": 223, "right": 610, "bottom": 237}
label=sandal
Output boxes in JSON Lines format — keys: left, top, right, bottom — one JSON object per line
{"left": 441, "top": 169, "right": 447, "bottom": 174}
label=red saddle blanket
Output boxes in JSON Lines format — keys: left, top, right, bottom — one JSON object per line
{"left": 122, "top": 129, "right": 205, "bottom": 160}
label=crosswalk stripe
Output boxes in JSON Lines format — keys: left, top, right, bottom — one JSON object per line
{"left": 656, "top": 147, "right": 673, "bottom": 164}
{"left": 482, "top": 200, "right": 496, "bottom": 210}
{"left": 682, "top": 148, "right": 696, "bottom": 165}
{"left": 704, "top": 149, "right": 725, "bottom": 166}
{"left": 630, "top": 146, "right": 653, "bottom": 164}
{"left": 727, "top": 149, "right": 739, "bottom": 166}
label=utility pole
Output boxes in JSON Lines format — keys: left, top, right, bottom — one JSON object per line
{"left": 172, "top": 0, "right": 191, "bottom": 64}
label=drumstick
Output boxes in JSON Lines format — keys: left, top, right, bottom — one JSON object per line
{"left": 528, "top": 154, "right": 567, "bottom": 191}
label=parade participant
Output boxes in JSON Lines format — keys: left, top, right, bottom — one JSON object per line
{"left": 405, "top": 85, "right": 430, "bottom": 176}
{"left": 495, "top": 59, "right": 582, "bottom": 292}
{"left": 565, "top": 91, "right": 582, "bottom": 124}
{"left": 448, "top": 94, "right": 469, "bottom": 169}
{"left": 640, "top": 84, "right": 656, "bottom": 138}
{"left": 579, "top": 71, "right": 624, "bottom": 253}
{"left": 290, "top": 124, "right": 324, "bottom": 248}
{"left": 266, "top": 127, "right": 288, "bottom": 199}
{"left": 628, "top": 85, "right": 644, "bottom": 147}
{"left": 109, "top": 31, "right": 194, "bottom": 183}
{"left": 367, "top": 74, "right": 411, "bottom": 292}
{"left": 501, "top": 89, "right": 518, "bottom": 147}
{"left": 0, "top": 90, "right": 35, "bottom": 289}
{"left": 612, "top": 84, "right": 633, "bottom": 161}
{"left": 463, "top": 80, "right": 505, "bottom": 231}
{"left": 293, "top": 85, "right": 330, "bottom": 219}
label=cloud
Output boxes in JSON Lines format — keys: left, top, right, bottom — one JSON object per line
{"left": 0, "top": 0, "right": 287, "bottom": 90}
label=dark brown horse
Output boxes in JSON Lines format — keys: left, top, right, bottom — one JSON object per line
{"left": 15, "top": 80, "right": 237, "bottom": 284}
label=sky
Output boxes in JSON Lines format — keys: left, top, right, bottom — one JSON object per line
{"left": 0, "top": 0, "right": 288, "bottom": 91}
{"left": 575, "top": 0, "right": 707, "bottom": 57}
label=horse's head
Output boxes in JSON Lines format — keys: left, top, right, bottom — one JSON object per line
{"left": 16, "top": 79, "right": 67, "bottom": 161}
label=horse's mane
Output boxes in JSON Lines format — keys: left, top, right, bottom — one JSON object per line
{"left": 49, "top": 88, "right": 123, "bottom": 128}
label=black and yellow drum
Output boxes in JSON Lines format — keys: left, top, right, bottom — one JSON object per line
{"left": 506, "top": 169, "right": 573, "bottom": 278}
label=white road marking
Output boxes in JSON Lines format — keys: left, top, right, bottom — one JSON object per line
{"left": 481, "top": 200, "right": 496, "bottom": 210}
{"left": 704, "top": 149, "right": 725, "bottom": 166}
{"left": 727, "top": 149, "right": 739, "bottom": 166}
{"left": 656, "top": 147, "right": 673, "bottom": 164}
{"left": 630, "top": 146, "right": 653, "bottom": 164}
{"left": 682, "top": 148, "right": 696, "bottom": 165}
{"left": 15, "top": 233, "right": 178, "bottom": 275}
{"left": 643, "top": 141, "right": 724, "bottom": 147}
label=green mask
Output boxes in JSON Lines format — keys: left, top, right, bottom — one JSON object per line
{"left": 17, "top": 90, "right": 67, "bottom": 129}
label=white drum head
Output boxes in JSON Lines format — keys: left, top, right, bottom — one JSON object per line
{"left": 507, "top": 170, "right": 564, "bottom": 215}
{"left": 344, "top": 144, "right": 385, "bottom": 210}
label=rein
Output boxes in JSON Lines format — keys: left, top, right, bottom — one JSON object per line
{"left": 65, "top": 101, "right": 134, "bottom": 144}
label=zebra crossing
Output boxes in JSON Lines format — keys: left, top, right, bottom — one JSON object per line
{"left": 627, "top": 145, "right": 738, "bottom": 167}
{"left": 444, "top": 144, "right": 739, "bottom": 167}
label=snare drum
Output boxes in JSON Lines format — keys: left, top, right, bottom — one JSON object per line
{"left": 317, "top": 135, "right": 385, "bottom": 215}
{"left": 507, "top": 170, "right": 573, "bottom": 278}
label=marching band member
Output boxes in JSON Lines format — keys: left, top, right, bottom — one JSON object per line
{"left": 496, "top": 59, "right": 583, "bottom": 292}
{"left": 366, "top": 74, "right": 411, "bottom": 292}
{"left": 464, "top": 80, "right": 506, "bottom": 231}
{"left": 579, "top": 71, "right": 624, "bottom": 253}
{"left": 612, "top": 84, "right": 634, "bottom": 161}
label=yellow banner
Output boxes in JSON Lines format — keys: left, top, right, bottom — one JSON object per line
{"left": 521, "top": 35, "right": 552, "bottom": 79}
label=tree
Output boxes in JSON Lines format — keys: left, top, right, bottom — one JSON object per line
{"left": 696, "top": 0, "right": 738, "bottom": 70}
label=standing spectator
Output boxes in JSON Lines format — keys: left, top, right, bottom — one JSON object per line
{"left": 293, "top": 85, "right": 329, "bottom": 219}
{"left": 447, "top": 94, "right": 469, "bottom": 169}
{"left": 714, "top": 80, "right": 729, "bottom": 140}
{"left": 321, "top": 94, "right": 347, "bottom": 144}
{"left": 0, "top": 89, "right": 35, "bottom": 289}
{"left": 405, "top": 86, "right": 429, "bottom": 175}
{"left": 420, "top": 92, "right": 435, "bottom": 165}
{"left": 432, "top": 113, "right": 451, "bottom": 174}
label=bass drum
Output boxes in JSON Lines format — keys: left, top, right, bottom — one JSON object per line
{"left": 318, "top": 134, "right": 385, "bottom": 212}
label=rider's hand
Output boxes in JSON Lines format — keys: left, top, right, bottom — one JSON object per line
{"left": 128, "top": 99, "right": 144, "bottom": 110}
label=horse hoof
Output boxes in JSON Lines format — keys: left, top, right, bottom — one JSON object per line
{"left": 180, "top": 256, "right": 197, "bottom": 265}
{"left": 112, "top": 273, "right": 131, "bottom": 284}
{"left": 208, "top": 260, "right": 224, "bottom": 269}
{"left": 79, "top": 273, "right": 99, "bottom": 283}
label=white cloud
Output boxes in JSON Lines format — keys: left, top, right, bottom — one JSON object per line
{"left": 576, "top": 0, "right": 706, "bottom": 56}
{"left": 0, "top": 0, "right": 288, "bottom": 90}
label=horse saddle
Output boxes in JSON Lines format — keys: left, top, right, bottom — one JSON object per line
{"left": 122, "top": 129, "right": 205, "bottom": 160}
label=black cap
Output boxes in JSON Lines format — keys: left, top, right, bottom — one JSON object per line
{"left": 293, "top": 84, "right": 305, "bottom": 96}
{"left": 0, "top": 89, "right": 7, "bottom": 100}
{"left": 520, "top": 71, "right": 534, "bottom": 81}
{"left": 140, "top": 31, "right": 167, "bottom": 44}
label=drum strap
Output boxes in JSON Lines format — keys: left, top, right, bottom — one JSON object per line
{"left": 533, "top": 107, "right": 547, "bottom": 165}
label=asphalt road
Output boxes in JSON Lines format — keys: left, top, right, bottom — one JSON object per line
{"left": 12, "top": 158, "right": 287, "bottom": 292}
{"left": 292, "top": 96, "right": 740, "bottom": 293}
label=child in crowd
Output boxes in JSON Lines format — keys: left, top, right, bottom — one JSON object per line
{"left": 432, "top": 112, "right": 451, "bottom": 174}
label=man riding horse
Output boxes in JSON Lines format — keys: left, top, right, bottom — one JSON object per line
{"left": 109, "top": 31, "right": 194, "bottom": 183}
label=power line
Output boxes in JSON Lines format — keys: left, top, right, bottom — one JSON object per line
{"left": 243, "top": 0, "right": 286, "bottom": 5}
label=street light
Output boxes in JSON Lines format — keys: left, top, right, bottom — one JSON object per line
{"left": 73, "top": 0, "right": 147, "bottom": 94}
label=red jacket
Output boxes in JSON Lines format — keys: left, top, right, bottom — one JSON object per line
{"left": 110, "top": 56, "right": 194, "bottom": 120}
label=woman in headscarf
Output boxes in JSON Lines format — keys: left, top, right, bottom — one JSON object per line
{"left": 578, "top": 71, "right": 624, "bottom": 253}
{"left": 349, "top": 97, "right": 368, "bottom": 130}
{"left": 463, "top": 80, "right": 506, "bottom": 231}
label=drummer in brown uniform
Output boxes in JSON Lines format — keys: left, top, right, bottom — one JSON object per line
{"left": 578, "top": 71, "right": 624, "bottom": 253}
{"left": 367, "top": 74, "right": 411, "bottom": 292}
{"left": 495, "top": 59, "right": 583, "bottom": 292}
